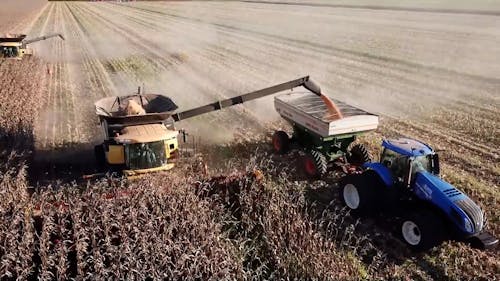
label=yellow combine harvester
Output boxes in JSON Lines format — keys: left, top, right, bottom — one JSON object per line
{"left": 0, "top": 33, "right": 64, "bottom": 59}
{"left": 94, "top": 93, "right": 179, "bottom": 178}
{"left": 94, "top": 77, "right": 324, "bottom": 177}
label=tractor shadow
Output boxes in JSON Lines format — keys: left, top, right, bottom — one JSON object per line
{"left": 303, "top": 182, "right": 458, "bottom": 280}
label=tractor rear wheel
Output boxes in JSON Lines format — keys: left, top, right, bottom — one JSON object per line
{"left": 302, "top": 150, "right": 327, "bottom": 178}
{"left": 347, "top": 143, "right": 371, "bottom": 166}
{"left": 272, "top": 130, "right": 290, "bottom": 154}
{"left": 339, "top": 172, "right": 379, "bottom": 214}
{"left": 400, "top": 210, "right": 445, "bottom": 251}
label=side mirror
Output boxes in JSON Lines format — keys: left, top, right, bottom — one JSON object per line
{"left": 433, "top": 154, "right": 440, "bottom": 175}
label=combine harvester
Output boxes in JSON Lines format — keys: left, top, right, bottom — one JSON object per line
{"left": 0, "top": 33, "right": 64, "bottom": 59}
{"left": 93, "top": 76, "right": 376, "bottom": 177}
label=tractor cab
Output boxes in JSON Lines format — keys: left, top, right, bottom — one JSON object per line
{"left": 380, "top": 138, "right": 440, "bottom": 187}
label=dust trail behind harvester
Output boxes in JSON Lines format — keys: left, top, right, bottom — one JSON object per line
{"left": 31, "top": 1, "right": 500, "bottom": 151}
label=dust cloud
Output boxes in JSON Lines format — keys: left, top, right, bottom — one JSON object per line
{"left": 29, "top": 1, "right": 500, "bottom": 147}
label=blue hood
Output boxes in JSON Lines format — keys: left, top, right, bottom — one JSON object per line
{"left": 414, "top": 171, "right": 484, "bottom": 235}
{"left": 414, "top": 171, "right": 465, "bottom": 201}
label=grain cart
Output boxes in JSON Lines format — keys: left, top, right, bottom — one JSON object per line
{"left": 0, "top": 33, "right": 64, "bottom": 60}
{"left": 339, "top": 137, "right": 498, "bottom": 251}
{"left": 94, "top": 76, "right": 327, "bottom": 178}
{"left": 272, "top": 92, "right": 379, "bottom": 178}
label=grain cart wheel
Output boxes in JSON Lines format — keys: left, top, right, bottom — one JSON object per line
{"left": 272, "top": 130, "right": 290, "bottom": 154}
{"left": 339, "top": 172, "right": 379, "bottom": 214}
{"left": 302, "top": 150, "right": 327, "bottom": 178}
{"left": 347, "top": 144, "right": 371, "bottom": 166}
{"left": 400, "top": 210, "right": 445, "bottom": 251}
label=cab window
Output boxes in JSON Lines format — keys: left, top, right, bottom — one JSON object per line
{"left": 381, "top": 148, "right": 408, "bottom": 180}
{"left": 2, "top": 46, "right": 18, "bottom": 58}
{"left": 126, "top": 141, "right": 167, "bottom": 170}
{"left": 410, "top": 155, "right": 432, "bottom": 178}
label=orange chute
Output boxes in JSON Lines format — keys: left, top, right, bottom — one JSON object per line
{"left": 320, "top": 94, "right": 343, "bottom": 120}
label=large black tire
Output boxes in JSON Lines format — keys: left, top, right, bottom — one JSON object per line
{"left": 272, "top": 130, "right": 290, "bottom": 154}
{"left": 94, "top": 144, "right": 106, "bottom": 169}
{"left": 347, "top": 143, "right": 371, "bottom": 166}
{"left": 302, "top": 150, "right": 327, "bottom": 178}
{"left": 339, "top": 171, "right": 380, "bottom": 214}
{"left": 400, "top": 210, "right": 445, "bottom": 251}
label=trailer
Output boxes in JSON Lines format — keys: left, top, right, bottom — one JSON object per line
{"left": 272, "top": 91, "right": 379, "bottom": 178}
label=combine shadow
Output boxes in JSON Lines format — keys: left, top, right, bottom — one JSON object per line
{"left": 29, "top": 142, "right": 98, "bottom": 187}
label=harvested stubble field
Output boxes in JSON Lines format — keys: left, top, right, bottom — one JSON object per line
{"left": 0, "top": 0, "right": 499, "bottom": 280}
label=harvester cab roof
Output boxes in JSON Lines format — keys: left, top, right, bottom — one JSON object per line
{"left": 115, "top": 124, "right": 178, "bottom": 144}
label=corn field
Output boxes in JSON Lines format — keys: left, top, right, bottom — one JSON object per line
{"left": 0, "top": 0, "right": 499, "bottom": 280}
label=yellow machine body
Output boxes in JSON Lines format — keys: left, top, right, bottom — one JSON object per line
{"left": 1, "top": 33, "right": 63, "bottom": 60}
{"left": 0, "top": 42, "right": 31, "bottom": 60}
{"left": 102, "top": 123, "right": 179, "bottom": 177}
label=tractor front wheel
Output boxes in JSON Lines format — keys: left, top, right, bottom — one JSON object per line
{"left": 302, "top": 150, "right": 327, "bottom": 178}
{"left": 347, "top": 143, "right": 371, "bottom": 166}
{"left": 400, "top": 210, "right": 445, "bottom": 251}
{"left": 272, "top": 130, "right": 290, "bottom": 154}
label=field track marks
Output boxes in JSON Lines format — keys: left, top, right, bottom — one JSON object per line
{"left": 122, "top": 2, "right": 500, "bottom": 116}
{"left": 241, "top": 1, "right": 500, "bottom": 16}
{"left": 126, "top": 2, "right": 500, "bottom": 83}
{"left": 74, "top": 3, "right": 267, "bottom": 134}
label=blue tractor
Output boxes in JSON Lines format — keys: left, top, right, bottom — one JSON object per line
{"left": 339, "top": 138, "right": 498, "bottom": 251}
